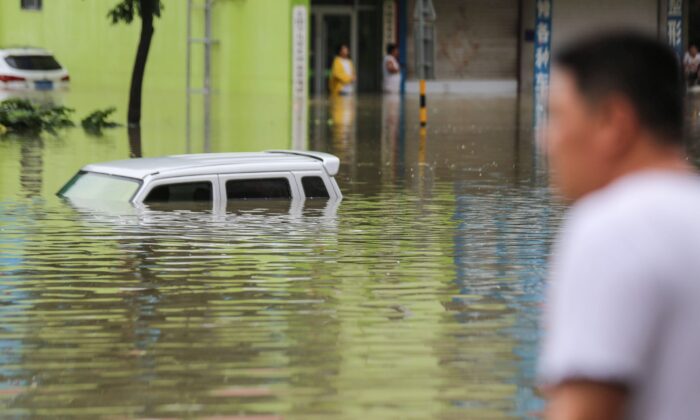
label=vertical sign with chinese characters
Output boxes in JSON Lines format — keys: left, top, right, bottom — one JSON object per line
{"left": 291, "top": 5, "right": 308, "bottom": 149}
{"left": 667, "top": 0, "right": 683, "bottom": 59}
{"left": 383, "top": 1, "right": 397, "bottom": 50}
{"left": 533, "top": 0, "right": 552, "bottom": 128}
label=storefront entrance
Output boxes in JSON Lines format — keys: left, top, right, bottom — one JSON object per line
{"left": 310, "top": 2, "right": 384, "bottom": 95}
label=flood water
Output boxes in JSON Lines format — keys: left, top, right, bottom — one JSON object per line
{"left": 3, "top": 88, "right": 677, "bottom": 419}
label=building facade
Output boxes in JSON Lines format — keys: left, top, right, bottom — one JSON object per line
{"left": 403, "top": 0, "right": 688, "bottom": 94}
{"left": 0, "top": 0, "right": 310, "bottom": 95}
{"left": 0, "top": 0, "right": 691, "bottom": 98}
{"left": 0, "top": 0, "right": 311, "bottom": 154}
{"left": 307, "top": 0, "right": 689, "bottom": 95}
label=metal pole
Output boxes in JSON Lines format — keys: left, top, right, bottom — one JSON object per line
{"left": 516, "top": 0, "right": 523, "bottom": 93}
{"left": 417, "top": 0, "right": 427, "bottom": 127}
{"left": 417, "top": 0, "right": 424, "bottom": 80}
{"left": 399, "top": 0, "right": 407, "bottom": 95}
{"left": 315, "top": 13, "right": 323, "bottom": 96}
{"left": 204, "top": 0, "right": 213, "bottom": 152}
{"left": 186, "top": 0, "right": 192, "bottom": 152}
{"left": 352, "top": 0, "right": 359, "bottom": 87}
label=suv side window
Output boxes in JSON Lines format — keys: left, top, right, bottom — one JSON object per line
{"left": 301, "top": 176, "right": 329, "bottom": 199}
{"left": 144, "top": 182, "right": 213, "bottom": 203}
{"left": 226, "top": 178, "right": 291, "bottom": 200}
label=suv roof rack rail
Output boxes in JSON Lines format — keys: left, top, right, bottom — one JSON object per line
{"left": 265, "top": 150, "right": 340, "bottom": 176}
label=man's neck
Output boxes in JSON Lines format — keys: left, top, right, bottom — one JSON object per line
{"left": 609, "top": 137, "right": 693, "bottom": 182}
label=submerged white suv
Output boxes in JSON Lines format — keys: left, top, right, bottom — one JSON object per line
{"left": 0, "top": 48, "right": 70, "bottom": 90}
{"left": 58, "top": 151, "right": 343, "bottom": 211}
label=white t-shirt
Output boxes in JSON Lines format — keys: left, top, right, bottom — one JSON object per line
{"left": 383, "top": 55, "right": 401, "bottom": 93}
{"left": 539, "top": 171, "right": 700, "bottom": 420}
{"left": 684, "top": 52, "right": 700, "bottom": 73}
{"left": 340, "top": 58, "right": 354, "bottom": 95}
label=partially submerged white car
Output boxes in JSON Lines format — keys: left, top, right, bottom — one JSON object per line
{"left": 57, "top": 151, "right": 342, "bottom": 211}
{"left": 0, "top": 48, "right": 70, "bottom": 90}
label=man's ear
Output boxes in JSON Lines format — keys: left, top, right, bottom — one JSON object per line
{"left": 593, "top": 95, "right": 639, "bottom": 160}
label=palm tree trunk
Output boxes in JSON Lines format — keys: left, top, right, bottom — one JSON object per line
{"left": 127, "top": 0, "right": 156, "bottom": 127}
{"left": 128, "top": 126, "right": 143, "bottom": 158}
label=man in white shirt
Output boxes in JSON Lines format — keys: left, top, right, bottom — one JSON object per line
{"left": 539, "top": 32, "right": 700, "bottom": 420}
{"left": 683, "top": 44, "right": 700, "bottom": 85}
{"left": 382, "top": 43, "right": 401, "bottom": 94}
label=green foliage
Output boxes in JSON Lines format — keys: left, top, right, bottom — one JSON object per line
{"left": 0, "top": 98, "right": 75, "bottom": 135}
{"left": 0, "top": 99, "right": 122, "bottom": 137}
{"left": 108, "top": 0, "right": 163, "bottom": 24}
{"left": 81, "top": 108, "right": 121, "bottom": 135}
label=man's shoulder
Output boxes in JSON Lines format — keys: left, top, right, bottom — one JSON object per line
{"left": 580, "top": 170, "right": 699, "bottom": 207}
{"left": 568, "top": 178, "right": 644, "bottom": 229}
{"left": 566, "top": 171, "right": 700, "bottom": 241}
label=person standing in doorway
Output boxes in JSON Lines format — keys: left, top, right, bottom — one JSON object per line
{"left": 383, "top": 43, "right": 401, "bottom": 94}
{"left": 329, "top": 44, "right": 355, "bottom": 96}
{"left": 539, "top": 32, "right": 700, "bottom": 420}
{"left": 683, "top": 44, "right": 700, "bottom": 86}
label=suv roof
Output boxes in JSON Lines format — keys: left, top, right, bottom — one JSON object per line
{"left": 82, "top": 151, "right": 341, "bottom": 180}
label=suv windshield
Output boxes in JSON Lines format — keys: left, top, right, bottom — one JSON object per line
{"left": 58, "top": 171, "right": 140, "bottom": 202}
{"left": 5, "top": 55, "right": 62, "bottom": 70}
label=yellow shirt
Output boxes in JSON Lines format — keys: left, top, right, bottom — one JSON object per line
{"left": 329, "top": 56, "right": 354, "bottom": 96}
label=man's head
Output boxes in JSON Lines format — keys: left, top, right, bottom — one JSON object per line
{"left": 691, "top": 45, "right": 698, "bottom": 56}
{"left": 338, "top": 44, "right": 350, "bottom": 58}
{"left": 387, "top": 43, "right": 398, "bottom": 58}
{"left": 546, "top": 32, "right": 685, "bottom": 202}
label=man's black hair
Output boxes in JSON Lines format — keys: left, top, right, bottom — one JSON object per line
{"left": 337, "top": 44, "right": 348, "bottom": 55}
{"left": 554, "top": 31, "right": 685, "bottom": 144}
{"left": 386, "top": 43, "right": 397, "bottom": 55}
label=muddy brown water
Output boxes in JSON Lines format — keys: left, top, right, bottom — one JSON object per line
{"left": 6, "top": 91, "right": 697, "bottom": 418}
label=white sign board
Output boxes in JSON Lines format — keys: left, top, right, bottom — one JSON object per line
{"left": 667, "top": 0, "right": 683, "bottom": 59}
{"left": 533, "top": 0, "right": 552, "bottom": 129}
{"left": 292, "top": 5, "right": 308, "bottom": 100}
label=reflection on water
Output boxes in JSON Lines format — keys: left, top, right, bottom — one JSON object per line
{"left": 2, "top": 86, "right": 565, "bottom": 418}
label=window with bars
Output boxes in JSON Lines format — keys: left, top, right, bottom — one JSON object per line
{"left": 21, "top": 0, "right": 42, "bottom": 11}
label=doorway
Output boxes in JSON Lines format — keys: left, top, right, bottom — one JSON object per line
{"left": 311, "top": 7, "right": 356, "bottom": 95}
{"left": 691, "top": 1, "right": 700, "bottom": 47}
{"left": 310, "top": 4, "right": 382, "bottom": 95}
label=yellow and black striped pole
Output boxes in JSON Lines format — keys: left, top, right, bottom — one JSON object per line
{"left": 419, "top": 92, "right": 428, "bottom": 189}
{"left": 419, "top": 79, "right": 427, "bottom": 127}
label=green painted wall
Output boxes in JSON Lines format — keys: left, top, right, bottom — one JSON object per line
{"left": 0, "top": 0, "right": 309, "bottom": 94}
{"left": 0, "top": 0, "right": 180, "bottom": 92}
{"left": 0, "top": 0, "right": 310, "bottom": 158}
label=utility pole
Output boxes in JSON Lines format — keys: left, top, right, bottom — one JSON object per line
{"left": 186, "top": 0, "right": 218, "bottom": 152}
{"left": 203, "top": 0, "right": 214, "bottom": 152}
{"left": 414, "top": 0, "right": 436, "bottom": 128}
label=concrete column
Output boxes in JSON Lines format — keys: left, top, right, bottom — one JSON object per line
{"left": 519, "top": 0, "right": 535, "bottom": 93}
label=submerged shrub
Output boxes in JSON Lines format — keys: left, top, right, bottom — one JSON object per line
{"left": 0, "top": 98, "right": 75, "bottom": 135}
{"left": 0, "top": 99, "right": 122, "bottom": 137}
{"left": 81, "top": 108, "right": 121, "bottom": 135}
